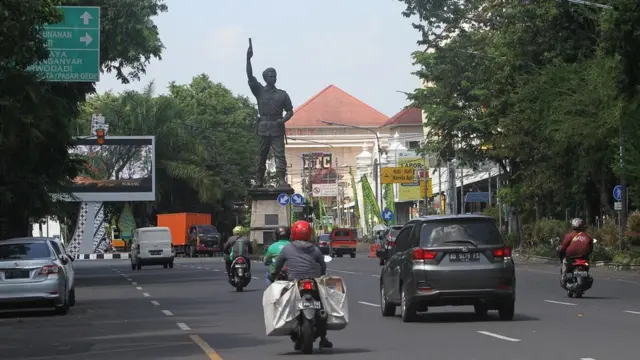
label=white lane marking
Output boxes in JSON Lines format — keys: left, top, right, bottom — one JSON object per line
{"left": 136, "top": 286, "right": 143, "bottom": 290}
{"left": 477, "top": 331, "right": 521, "bottom": 342}
{"left": 142, "top": 292, "right": 150, "bottom": 297}
{"left": 162, "top": 310, "right": 174, "bottom": 316}
{"left": 131, "top": 282, "right": 137, "bottom": 285}
{"left": 580, "top": 358, "right": 596, "bottom": 360}
{"left": 358, "top": 301, "right": 379, "bottom": 307}
{"left": 330, "top": 269, "right": 359, "bottom": 274}
{"left": 372, "top": 274, "right": 380, "bottom": 278}
{"left": 197, "top": 267, "right": 202, "bottom": 269}
{"left": 252, "top": 277, "right": 259, "bottom": 280}
{"left": 624, "top": 310, "right": 640, "bottom": 315}
{"left": 617, "top": 279, "right": 640, "bottom": 285}
{"left": 177, "top": 322, "right": 191, "bottom": 330}
{"left": 151, "top": 301, "right": 160, "bottom": 306}
{"left": 212, "top": 269, "right": 220, "bottom": 272}
{"left": 544, "top": 300, "right": 577, "bottom": 306}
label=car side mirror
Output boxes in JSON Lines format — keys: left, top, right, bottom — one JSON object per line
{"left": 67, "top": 254, "right": 74, "bottom": 262}
{"left": 60, "top": 257, "right": 68, "bottom": 265}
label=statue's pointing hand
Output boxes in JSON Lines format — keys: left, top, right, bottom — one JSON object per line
{"left": 247, "top": 38, "right": 253, "bottom": 59}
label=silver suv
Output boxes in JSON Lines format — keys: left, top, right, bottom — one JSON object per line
{"left": 379, "top": 214, "right": 515, "bottom": 322}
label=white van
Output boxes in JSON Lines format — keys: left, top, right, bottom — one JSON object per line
{"left": 131, "top": 227, "right": 174, "bottom": 270}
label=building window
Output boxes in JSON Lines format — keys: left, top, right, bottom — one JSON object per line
{"left": 406, "top": 141, "right": 420, "bottom": 150}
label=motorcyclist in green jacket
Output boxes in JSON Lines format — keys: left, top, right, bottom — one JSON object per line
{"left": 264, "top": 226, "right": 291, "bottom": 281}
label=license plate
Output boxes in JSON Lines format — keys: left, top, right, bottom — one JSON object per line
{"left": 5, "top": 270, "right": 30, "bottom": 279}
{"left": 149, "top": 250, "right": 162, "bottom": 255}
{"left": 300, "top": 301, "right": 321, "bottom": 309}
{"left": 575, "top": 271, "right": 588, "bottom": 276}
{"left": 235, "top": 264, "right": 246, "bottom": 268}
{"left": 238, "top": 269, "right": 244, "bottom": 276}
{"left": 449, "top": 252, "right": 481, "bottom": 262}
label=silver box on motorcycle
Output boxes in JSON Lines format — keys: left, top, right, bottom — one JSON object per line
{"left": 262, "top": 276, "right": 349, "bottom": 336}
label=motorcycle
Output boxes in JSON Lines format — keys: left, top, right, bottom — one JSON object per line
{"left": 291, "top": 255, "right": 333, "bottom": 354}
{"left": 265, "top": 265, "right": 289, "bottom": 285}
{"left": 229, "top": 256, "right": 251, "bottom": 292}
{"left": 565, "top": 258, "right": 593, "bottom": 298}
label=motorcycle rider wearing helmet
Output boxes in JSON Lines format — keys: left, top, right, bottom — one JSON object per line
{"left": 270, "top": 220, "right": 332, "bottom": 349}
{"left": 559, "top": 217, "right": 594, "bottom": 287}
{"left": 223, "top": 226, "right": 253, "bottom": 278}
{"left": 264, "top": 226, "right": 291, "bottom": 276}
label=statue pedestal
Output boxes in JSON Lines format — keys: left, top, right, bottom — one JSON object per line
{"left": 248, "top": 187, "right": 294, "bottom": 247}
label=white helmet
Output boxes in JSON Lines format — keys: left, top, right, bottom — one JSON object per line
{"left": 571, "top": 218, "right": 585, "bottom": 230}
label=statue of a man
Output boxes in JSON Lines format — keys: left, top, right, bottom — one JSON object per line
{"left": 246, "top": 38, "right": 294, "bottom": 188}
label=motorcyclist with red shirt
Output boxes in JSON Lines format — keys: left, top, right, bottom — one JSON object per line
{"left": 558, "top": 218, "right": 594, "bottom": 288}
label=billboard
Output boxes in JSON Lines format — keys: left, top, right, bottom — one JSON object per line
{"left": 397, "top": 153, "right": 426, "bottom": 201}
{"left": 53, "top": 136, "right": 155, "bottom": 202}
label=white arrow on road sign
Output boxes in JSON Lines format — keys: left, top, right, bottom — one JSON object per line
{"left": 80, "top": 33, "right": 93, "bottom": 46}
{"left": 277, "top": 193, "right": 290, "bottom": 206}
{"left": 291, "top": 193, "right": 304, "bottom": 206}
{"left": 80, "top": 11, "right": 93, "bottom": 25}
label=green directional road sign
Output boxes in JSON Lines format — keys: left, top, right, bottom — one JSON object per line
{"left": 27, "top": 6, "right": 101, "bottom": 82}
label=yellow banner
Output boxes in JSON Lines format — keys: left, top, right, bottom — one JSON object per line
{"left": 381, "top": 167, "right": 415, "bottom": 184}
{"left": 419, "top": 178, "right": 433, "bottom": 198}
{"left": 397, "top": 156, "right": 425, "bottom": 201}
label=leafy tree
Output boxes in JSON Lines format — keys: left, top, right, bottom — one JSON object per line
{"left": 0, "top": 0, "right": 168, "bottom": 239}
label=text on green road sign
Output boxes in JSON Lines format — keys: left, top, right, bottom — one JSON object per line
{"left": 26, "top": 6, "right": 101, "bottom": 83}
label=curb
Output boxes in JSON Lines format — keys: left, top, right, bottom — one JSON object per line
{"left": 75, "top": 253, "right": 130, "bottom": 260}
{"left": 513, "top": 253, "right": 640, "bottom": 272}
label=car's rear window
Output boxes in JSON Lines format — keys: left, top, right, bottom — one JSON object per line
{"left": 390, "top": 229, "right": 401, "bottom": 237}
{"left": 0, "top": 242, "right": 52, "bottom": 260}
{"left": 318, "top": 234, "right": 330, "bottom": 241}
{"left": 332, "top": 230, "right": 353, "bottom": 237}
{"left": 419, "top": 218, "right": 502, "bottom": 246}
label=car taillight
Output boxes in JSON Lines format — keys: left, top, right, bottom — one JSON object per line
{"left": 300, "top": 280, "right": 313, "bottom": 291}
{"left": 319, "top": 241, "right": 326, "bottom": 246}
{"left": 412, "top": 248, "right": 438, "bottom": 263}
{"left": 236, "top": 257, "right": 245, "bottom": 264}
{"left": 492, "top": 246, "right": 512, "bottom": 258}
{"left": 39, "top": 265, "right": 59, "bottom": 276}
{"left": 387, "top": 241, "right": 395, "bottom": 247}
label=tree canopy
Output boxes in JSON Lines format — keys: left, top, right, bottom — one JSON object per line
{"left": 399, "top": 0, "right": 640, "bottom": 229}
{"left": 0, "top": 0, "right": 167, "bottom": 238}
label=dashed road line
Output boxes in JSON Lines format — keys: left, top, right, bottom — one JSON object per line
{"left": 136, "top": 286, "right": 143, "bottom": 290}
{"left": 177, "top": 322, "right": 191, "bottom": 330}
{"left": 580, "top": 358, "right": 597, "bottom": 360}
{"left": 371, "top": 274, "right": 380, "bottom": 278}
{"left": 624, "top": 310, "right": 640, "bottom": 315}
{"left": 190, "top": 334, "right": 223, "bottom": 360}
{"left": 213, "top": 269, "right": 220, "bottom": 272}
{"left": 142, "top": 292, "right": 150, "bottom": 297}
{"left": 544, "top": 300, "right": 577, "bottom": 306}
{"left": 477, "top": 331, "right": 521, "bottom": 342}
{"left": 358, "top": 301, "right": 379, "bottom": 307}
{"left": 131, "top": 282, "right": 137, "bottom": 285}
{"left": 151, "top": 300, "right": 160, "bottom": 306}
{"left": 252, "top": 276, "right": 259, "bottom": 280}
{"left": 330, "top": 269, "right": 359, "bottom": 274}
{"left": 162, "top": 310, "right": 174, "bottom": 316}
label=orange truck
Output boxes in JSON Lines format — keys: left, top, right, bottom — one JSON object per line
{"left": 156, "top": 213, "right": 222, "bottom": 257}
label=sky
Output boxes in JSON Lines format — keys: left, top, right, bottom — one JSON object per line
{"left": 95, "top": 0, "right": 422, "bottom": 117}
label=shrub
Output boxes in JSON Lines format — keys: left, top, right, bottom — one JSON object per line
{"left": 626, "top": 211, "right": 640, "bottom": 245}
{"left": 532, "top": 219, "right": 568, "bottom": 246}
{"left": 482, "top": 206, "right": 499, "bottom": 220}
{"left": 591, "top": 218, "right": 618, "bottom": 248}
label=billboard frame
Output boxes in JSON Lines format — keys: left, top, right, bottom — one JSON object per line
{"left": 52, "top": 136, "right": 156, "bottom": 202}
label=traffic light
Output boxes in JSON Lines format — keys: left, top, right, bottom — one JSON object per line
{"left": 96, "top": 128, "right": 105, "bottom": 145}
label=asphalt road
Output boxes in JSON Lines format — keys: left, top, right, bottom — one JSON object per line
{"left": 1, "top": 254, "right": 640, "bottom": 360}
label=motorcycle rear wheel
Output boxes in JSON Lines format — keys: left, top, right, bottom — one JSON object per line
{"left": 300, "top": 318, "right": 314, "bottom": 354}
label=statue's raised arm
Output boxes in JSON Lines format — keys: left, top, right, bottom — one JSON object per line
{"left": 246, "top": 38, "right": 254, "bottom": 80}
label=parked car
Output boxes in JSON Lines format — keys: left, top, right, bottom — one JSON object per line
{"left": 0, "top": 238, "right": 72, "bottom": 314}
{"left": 317, "top": 234, "right": 331, "bottom": 255}
{"left": 378, "top": 214, "right": 515, "bottom": 322}
{"left": 329, "top": 228, "right": 357, "bottom": 258}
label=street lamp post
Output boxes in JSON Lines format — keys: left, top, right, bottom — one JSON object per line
{"left": 320, "top": 120, "right": 384, "bottom": 215}
{"left": 289, "top": 137, "right": 343, "bottom": 226}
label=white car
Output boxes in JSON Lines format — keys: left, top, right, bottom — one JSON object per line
{"left": 10, "top": 237, "right": 76, "bottom": 306}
